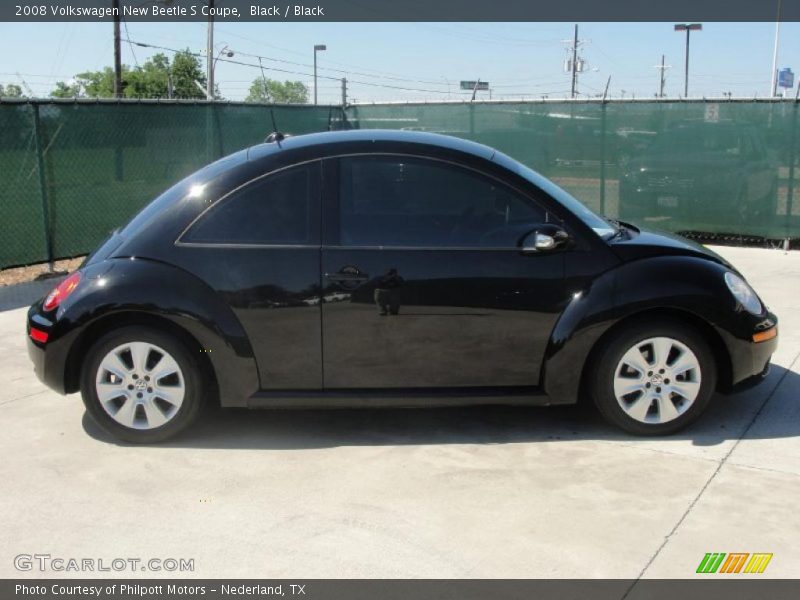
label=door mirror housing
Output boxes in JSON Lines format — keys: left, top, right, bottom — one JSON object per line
{"left": 520, "top": 224, "right": 571, "bottom": 254}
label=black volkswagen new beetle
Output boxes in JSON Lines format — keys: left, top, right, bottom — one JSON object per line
{"left": 27, "top": 130, "right": 778, "bottom": 442}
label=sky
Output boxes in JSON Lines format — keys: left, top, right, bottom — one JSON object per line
{"left": 1, "top": 21, "right": 798, "bottom": 104}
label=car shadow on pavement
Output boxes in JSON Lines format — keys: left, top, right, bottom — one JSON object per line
{"left": 82, "top": 364, "right": 800, "bottom": 450}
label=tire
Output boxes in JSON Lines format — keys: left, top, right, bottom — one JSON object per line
{"left": 589, "top": 318, "right": 717, "bottom": 436}
{"left": 80, "top": 325, "right": 206, "bottom": 443}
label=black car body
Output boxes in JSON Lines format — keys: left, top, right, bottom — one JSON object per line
{"left": 27, "top": 130, "right": 778, "bottom": 442}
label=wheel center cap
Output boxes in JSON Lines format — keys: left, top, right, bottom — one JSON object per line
{"left": 650, "top": 373, "right": 664, "bottom": 385}
{"left": 134, "top": 379, "right": 147, "bottom": 391}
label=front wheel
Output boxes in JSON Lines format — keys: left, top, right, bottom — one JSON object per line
{"left": 80, "top": 326, "right": 206, "bottom": 443}
{"left": 589, "top": 319, "right": 717, "bottom": 435}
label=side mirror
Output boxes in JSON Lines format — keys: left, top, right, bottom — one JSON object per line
{"left": 520, "top": 225, "right": 571, "bottom": 254}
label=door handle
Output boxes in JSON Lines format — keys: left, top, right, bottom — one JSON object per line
{"left": 325, "top": 269, "right": 369, "bottom": 283}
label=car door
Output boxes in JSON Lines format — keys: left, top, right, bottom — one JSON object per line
{"left": 320, "top": 154, "right": 568, "bottom": 389}
{"left": 176, "top": 161, "right": 323, "bottom": 389}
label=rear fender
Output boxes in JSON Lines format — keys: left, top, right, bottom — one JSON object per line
{"left": 55, "top": 258, "right": 258, "bottom": 407}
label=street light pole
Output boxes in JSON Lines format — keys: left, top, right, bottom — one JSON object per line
{"left": 770, "top": 0, "right": 783, "bottom": 96}
{"left": 674, "top": 23, "right": 702, "bottom": 98}
{"left": 314, "top": 44, "right": 326, "bottom": 105}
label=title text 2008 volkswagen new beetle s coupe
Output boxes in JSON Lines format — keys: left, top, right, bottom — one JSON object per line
{"left": 27, "top": 130, "right": 778, "bottom": 443}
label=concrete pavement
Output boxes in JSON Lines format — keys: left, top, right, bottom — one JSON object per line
{"left": 0, "top": 245, "right": 798, "bottom": 579}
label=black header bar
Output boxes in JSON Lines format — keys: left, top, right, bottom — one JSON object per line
{"left": 3, "top": 0, "right": 798, "bottom": 23}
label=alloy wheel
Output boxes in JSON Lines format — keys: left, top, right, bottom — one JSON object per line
{"left": 612, "top": 336, "right": 702, "bottom": 424}
{"left": 94, "top": 341, "right": 185, "bottom": 430}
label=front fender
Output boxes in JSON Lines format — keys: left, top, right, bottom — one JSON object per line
{"left": 542, "top": 256, "right": 750, "bottom": 404}
{"left": 52, "top": 258, "right": 259, "bottom": 407}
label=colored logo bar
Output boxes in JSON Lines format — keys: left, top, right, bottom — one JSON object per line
{"left": 696, "top": 553, "right": 773, "bottom": 574}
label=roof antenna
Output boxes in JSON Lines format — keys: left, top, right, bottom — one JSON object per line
{"left": 265, "top": 107, "right": 285, "bottom": 144}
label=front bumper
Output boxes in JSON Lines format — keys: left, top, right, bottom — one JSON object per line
{"left": 719, "top": 313, "right": 778, "bottom": 392}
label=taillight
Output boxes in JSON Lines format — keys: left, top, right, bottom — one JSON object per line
{"left": 29, "top": 327, "right": 49, "bottom": 343}
{"left": 43, "top": 272, "right": 82, "bottom": 311}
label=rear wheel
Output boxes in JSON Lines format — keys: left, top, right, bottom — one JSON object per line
{"left": 590, "top": 319, "right": 717, "bottom": 435}
{"left": 80, "top": 326, "right": 206, "bottom": 443}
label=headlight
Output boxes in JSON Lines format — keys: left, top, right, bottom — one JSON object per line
{"left": 724, "top": 272, "right": 762, "bottom": 315}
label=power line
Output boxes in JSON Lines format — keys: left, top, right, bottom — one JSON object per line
{"left": 233, "top": 48, "right": 451, "bottom": 86}
{"left": 122, "top": 18, "right": 140, "bottom": 68}
{"left": 132, "top": 25, "right": 602, "bottom": 92}
{"left": 206, "top": 23, "right": 492, "bottom": 87}
{"left": 124, "top": 38, "right": 460, "bottom": 96}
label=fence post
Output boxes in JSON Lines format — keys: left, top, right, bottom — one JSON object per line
{"left": 786, "top": 101, "right": 798, "bottom": 241}
{"left": 469, "top": 103, "right": 475, "bottom": 136}
{"left": 205, "top": 102, "right": 214, "bottom": 164}
{"left": 32, "top": 102, "right": 54, "bottom": 270}
{"left": 599, "top": 101, "right": 607, "bottom": 216}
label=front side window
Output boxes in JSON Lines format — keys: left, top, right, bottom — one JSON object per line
{"left": 493, "top": 151, "right": 615, "bottom": 239}
{"left": 183, "top": 164, "right": 318, "bottom": 245}
{"left": 338, "top": 156, "right": 546, "bottom": 247}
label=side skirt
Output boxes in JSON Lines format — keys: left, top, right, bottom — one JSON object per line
{"left": 247, "top": 386, "right": 552, "bottom": 409}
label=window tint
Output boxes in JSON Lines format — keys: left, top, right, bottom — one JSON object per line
{"left": 183, "top": 164, "right": 318, "bottom": 245}
{"left": 339, "top": 156, "right": 546, "bottom": 247}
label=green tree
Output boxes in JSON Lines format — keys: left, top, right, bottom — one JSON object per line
{"left": 76, "top": 66, "right": 119, "bottom": 97}
{"left": 0, "top": 83, "right": 24, "bottom": 97}
{"left": 246, "top": 78, "right": 309, "bottom": 104}
{"left": 49, "top": 81, "right": 82, "bottom": 98}
{"left": 169, "top": 50, "right": 207, "bottom": 98}
{"left": 49, "top": 50, "right": 207, "bottom": 99}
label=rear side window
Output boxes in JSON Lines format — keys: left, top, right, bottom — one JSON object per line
{"left": 182, "top": 163, "right": 319, "bottom": 245}
{"left": 338, "top": 156, "right": 546, "bottom": 247}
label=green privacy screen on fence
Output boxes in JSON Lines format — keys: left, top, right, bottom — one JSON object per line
{"left": 1, "top": 98, "right": 799, "bottom": 269}
{"left": 0, "top": 100, "right": 342, "bottom": 269}
{"left": 348, "top": 100, "right": 800, "bottom": 242}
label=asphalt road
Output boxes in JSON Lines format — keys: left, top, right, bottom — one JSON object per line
{"left": 1, "top": 245, "right": 798, "bottom": 579}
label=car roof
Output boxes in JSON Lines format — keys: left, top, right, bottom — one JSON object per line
{"left": 246, "top": 129, "right": 497, "bottom": 162}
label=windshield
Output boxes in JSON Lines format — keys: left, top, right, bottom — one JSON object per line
{"left": 495, "top": 153, "right": 617, "bottom": 239}
{"left": 647, "top": 126, "right": 743, "bottom": 156}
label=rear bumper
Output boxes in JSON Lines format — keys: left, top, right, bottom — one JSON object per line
{"left": 27, "top": 304, "right": 69, "bottom": 394}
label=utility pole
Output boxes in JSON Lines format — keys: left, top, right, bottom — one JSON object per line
{"left": 674, "top": 23, "right": 702, "bottom": 97}
{"left": 571, "top": 24, "right": 579, "bottom": 99}
{"left": 562, "top": 24, "right": 588, "bottom": 99}
{"left": 113, "top": 0, "right": 122, "bottom": 97}
{"left": 655, "top": 54, "right": 671, "bottom": 98}
{"left": 206, "top": 0, "right": 214, "bottom": 100}
{"left": 341, "top": 77, "right": 347, "bottom": 107}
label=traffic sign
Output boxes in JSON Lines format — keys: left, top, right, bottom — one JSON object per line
{"left": 779, "top": 68, "right": 794, "bottom": 89}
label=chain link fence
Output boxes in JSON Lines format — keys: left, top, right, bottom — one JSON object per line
{"left": 0, "top": 99, "right": 344, "bottom": 269}
{"left": 349, "top": 100, "right": 800, "bottom": 241}
{"left": 1, "top": 98, "right": 799, "bottom": 270}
